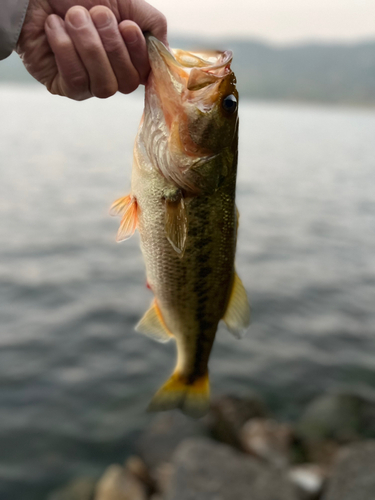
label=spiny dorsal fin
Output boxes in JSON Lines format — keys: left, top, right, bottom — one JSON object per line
{"left": 109, "top": 195, "right": 138, "bottom": 242}
{"left": 165, "top": 196, "right": 188, "bottom": 256}
{"left": 135, "top": 300, "right": 173, "bottom": 343}
{"left": 223, "top": 272, "right": 251, "bottom": 339}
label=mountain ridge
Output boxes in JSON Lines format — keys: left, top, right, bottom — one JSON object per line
{"left": 1, "top": 37, "right": 375, "bottom": 105}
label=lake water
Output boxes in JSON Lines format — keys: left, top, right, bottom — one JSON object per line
{"left": 1, "top": 86, "right": 375, "bottom": 499}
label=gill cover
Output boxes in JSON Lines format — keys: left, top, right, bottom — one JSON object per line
{"left": 142, "top": 36, "right": 239, "bottom": 194}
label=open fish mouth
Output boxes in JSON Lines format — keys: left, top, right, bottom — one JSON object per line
{"left": 147, "top": 36, "right": 233, "bottom": 90}
{"left": 143, "top": 36, "right": 239, "bottom": 193}
{"left": 148, "top": 35, "right": 232, "bottom": 72}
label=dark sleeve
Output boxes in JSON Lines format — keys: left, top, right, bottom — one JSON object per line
{"left": 0, "top": 0, "right": 30, "bottom": 60}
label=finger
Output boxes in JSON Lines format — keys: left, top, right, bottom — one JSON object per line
{"left": 48, "top": 0, "right": 121, "bottom": 23}
{"left": 90, "top": 6, "right": 140, "bottom": 94}
{"left": 45, "top": 14, "right": 91, "bottom": 100}
{"left": 65, "top": 6, "right": 118, "bottom": 99}
{"left": 119, "top": 20, "right": 150, "bottom": 85}
{"left": 118, "top": 0, "right": 168, "bottom": 46}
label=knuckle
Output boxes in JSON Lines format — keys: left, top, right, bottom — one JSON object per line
{"left": 66, "top": 91, "right": 90, "bottom": 101}
{"left": 103, "top": 38, "right": 123, "bottom": 55}
{"left": 80, "top": 43, "right": 100, "bottom": 59}
{"left": 119, "top": 77, "right": 139, "bottom": 95}
{"left": 158, "top": 13, "right": 168, "bottom": 33}
{"left": 55, "top": 38, "right": 74, "bottom": 54}
{"left": 66, "top": 73, "right": 89, "bottom": 92}
{"left": 150, "top": 12, "right": 167, "bottom": 39}
{"left": 94, "top": 82, "right": 118, "bottom": 99}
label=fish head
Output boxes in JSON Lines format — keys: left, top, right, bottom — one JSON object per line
{"left": 145, "top": 37, "right": 238, "bottom": 188}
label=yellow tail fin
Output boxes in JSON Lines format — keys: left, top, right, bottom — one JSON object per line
{"left": 148, "top": 371, "right": 210, "bottom": 419}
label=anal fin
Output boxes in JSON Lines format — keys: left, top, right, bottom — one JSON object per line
{"left": 135, "top": 300, "right": 173, "bottom": 343}
{"left": 223, "top": 272, "right": 251, "bottom": 339}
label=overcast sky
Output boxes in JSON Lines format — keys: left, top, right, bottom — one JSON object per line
{"left": 151, "top": 0, "right": 375, "bottom": 44}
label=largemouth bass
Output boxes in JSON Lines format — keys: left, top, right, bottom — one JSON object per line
{"left": 111, "top": 36, "right": 250, "bottom": 418}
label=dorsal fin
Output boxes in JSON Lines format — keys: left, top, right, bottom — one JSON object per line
{"left": 223, "top": 272, "right": 251, "bottom": 339}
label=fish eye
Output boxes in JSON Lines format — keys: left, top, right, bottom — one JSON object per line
{"left": 222, "top": 94, "right": 237, "bottom": 114}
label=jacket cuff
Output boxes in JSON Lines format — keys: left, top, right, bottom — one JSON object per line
{"left": 0, "top": 0, "right": 30, "bottom": 60}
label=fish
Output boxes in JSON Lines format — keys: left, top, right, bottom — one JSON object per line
{"left": 110, "top": 36, "right": 250, "bottom": 418}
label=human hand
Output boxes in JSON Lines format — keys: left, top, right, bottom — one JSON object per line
{"left": 17, "top": 0, "right": 167, "bottom": 100}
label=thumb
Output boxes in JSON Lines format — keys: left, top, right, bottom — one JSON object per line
{"left": 118, "top": 0, "right": 168, "bottom": 45}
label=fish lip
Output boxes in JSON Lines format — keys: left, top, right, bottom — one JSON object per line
{"left": 147, "top": 35, "right": 180, "bottom": 68}
{"left": 147, "top": 35, "right": 233, "bottom": 73}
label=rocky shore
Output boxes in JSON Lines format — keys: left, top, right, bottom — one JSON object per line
{"left": 47, "top": 392, "right": 375, "bottom": 500}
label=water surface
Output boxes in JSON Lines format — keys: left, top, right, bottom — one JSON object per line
{"left": 1, "top": 86, "right": 375, "bottom": 499}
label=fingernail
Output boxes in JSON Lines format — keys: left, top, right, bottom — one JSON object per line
{"left": 68, "top": 7, "right": 89, "bottom": 28}
{"left": 93, "top": 10, "right": 111, "bottom": 29}
{"left": 122, "top": 27, "right": 139, "bottom": 45}
{"left": 46, "top": 15, "right": 62, "bottom": 31}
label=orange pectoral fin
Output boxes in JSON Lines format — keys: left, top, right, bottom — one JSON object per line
{"left": 109, "top": 195, "right": 138, "bottom": 242}
{"left": 109, "top": 195, "right": 133, "bottom": 216}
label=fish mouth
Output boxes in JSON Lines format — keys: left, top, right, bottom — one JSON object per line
{"left": 143, "top": 36, "right": 238, "bottom": 193}
{"left": 147, "top": 36, "right": 233, "bottom": 90}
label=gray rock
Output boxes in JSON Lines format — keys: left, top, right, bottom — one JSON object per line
{"left": 153, "top": 463, "right": 174, "bottom": 495}
{"left": 207, "top": 394, "right": 267, "bottom": 449}
{"left": 322, "top": 441, "right": 375, "bottom": 500}
{"left": 240, "top": 418, "right": 294, "bottom": 467}
{"left": 298, "top": 393, "right": 375, "bottom": 444}
{"left": 137, "top": 412, "right": 204, "bottom": 469}
{"left": 124, "top": 456, "right": 154, "bottom": 492}
{"left": 95, "top": 464, "right": 147, "bottom": 500}
{"left": 47, "top": 478, "right": 96, "bottom": 500}
{"left": 165, "top": 438, "right": 298, "bottom": 500}
{"left": 302, "top": 440, "right": 340, "bottom": 470}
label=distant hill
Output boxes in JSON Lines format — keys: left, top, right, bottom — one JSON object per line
{"left": 1, "top": 37, "right": 375, "bottom": 106}
{"left": 171, "top": 37, "right": 375, "bottom": 106}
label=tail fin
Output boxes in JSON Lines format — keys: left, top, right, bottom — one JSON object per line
{"left": 148, "top": 371, "right": 210, "bottom": 419}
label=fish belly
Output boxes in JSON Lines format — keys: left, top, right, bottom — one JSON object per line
{"left": 132, "top": 158, "right": 237, "bottom": 379}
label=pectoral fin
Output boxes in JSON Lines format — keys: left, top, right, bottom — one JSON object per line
{"left": 223, "top": 272, "right": 251, "bottom": 339}
{"left": 165, "top": 195, "right": 188, "bottom": 256}
{"left": 135, "top": 300, "right": 173, "bottom": 343}
{"left": 109, "top": 195, "right": 138, "bottom": 242}
{"left": 110, "top": 195, "right": 132, "bottom": 216}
